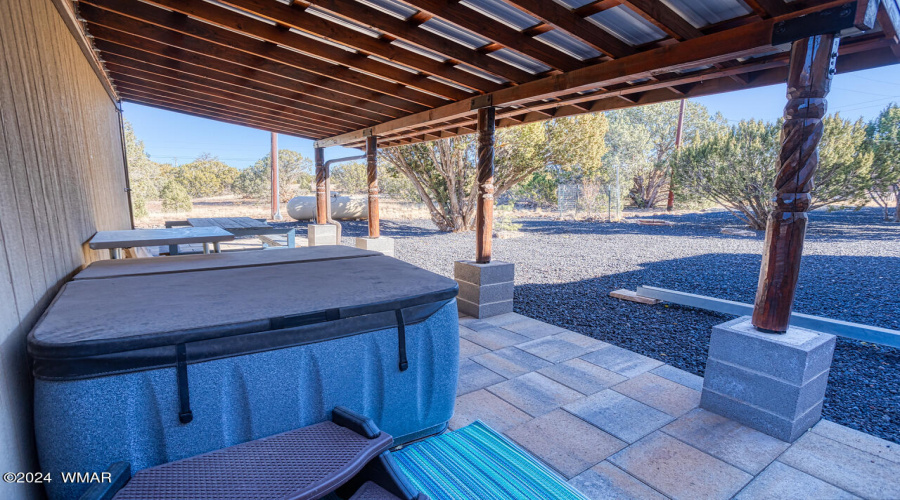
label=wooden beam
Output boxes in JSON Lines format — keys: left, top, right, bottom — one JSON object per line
{"left": 317, "top": 12, "right": 784, "bottom": 146}
{"left": 271, "top": 132, "right": 280, "bottom": 220}
{"left": 742, "top": 0, "right": 792, "bottom": 17}
{"left": 502, "top": 0, "right": 635, "bottom": 58}
{"left": 149, "top": 0, "right": 496, "bottom": 96}
{"left": 366, "top": 136, "right": 380, "bottom": 239}
{"left": 401, "top": 0, "right": 583, "bottom": 72}
{"left": 752, "top": 34, "right": 839, "bottom": 333}
{"left": 93, "top": 38, "right": 393, "bottom": 124}
{"left": 79, "top": 1, "right": 444, "bottom": 110}
{"left": 475, "top": 106, "right": 495, "bottom": 264}
{"left": 878, "top": 0, "right": 900, "bottom": 57}
{"left": 305, "top": 0, "right": 533, "bottom": 83}
{"left": 369, "top": 42, "right": 898, "bottom": 149}
{"left": 315, "top": 148, "right": 327, "bottom": 224}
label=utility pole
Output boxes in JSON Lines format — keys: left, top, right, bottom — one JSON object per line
{"left": 271, "top": 132, "right": 282, "bottom": 220}
{"left": 667, "top": 99, "right": 685, "bottom": 212}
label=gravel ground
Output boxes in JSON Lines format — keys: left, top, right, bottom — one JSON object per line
{"left": 278, "top": 208, "right": 900, "bottom": 443}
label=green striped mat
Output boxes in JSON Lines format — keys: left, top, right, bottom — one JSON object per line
{"left": 393, "top": 421, "right": 588, "bottom": 500}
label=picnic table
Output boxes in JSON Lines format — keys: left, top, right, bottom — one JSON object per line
{"left": 89, "top": 227, "right": 235, "bottom": 259}
{"left": 165, "top": 217, "right": 296, "bottom": 255}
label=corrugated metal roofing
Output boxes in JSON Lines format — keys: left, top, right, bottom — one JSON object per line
{"left": 357, "top": 0, "right": 418, "bottom": 20}
{"left": 460, "top": 0, "right": 539, "bottom": 31}
{"left": 419, "top": 17, "right": 490, "bottom": 50}
{"left": 663, "top": 0, "right": 753, "bottom": 28}
{"left": 589, "top": 5, "right": 668, "bottom": 46}
{"left": 535, "top": 29, "right": 602, "bottom": 61}
{"left": 488, "top": 47, "right": 552, "bottom": 74}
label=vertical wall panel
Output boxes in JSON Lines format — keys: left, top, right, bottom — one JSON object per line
{"left": 0, "top": 0, "right": 131, "bottom": 498}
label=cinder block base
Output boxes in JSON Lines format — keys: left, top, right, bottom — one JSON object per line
{"left": 454, "top": 260, "right": 514, "bottom": 318}
{"left": 355, "top": 236, "right": 394, "bottom": 257}
{"left": 308, "top": 224, "right": 337, "bottom": 246}
{"left": 700, "top": 316, "right": 836, "bottom": 442}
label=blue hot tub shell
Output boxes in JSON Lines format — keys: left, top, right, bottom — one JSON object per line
{"left": 28, "top": 248, "right": 459, "bottom": 499}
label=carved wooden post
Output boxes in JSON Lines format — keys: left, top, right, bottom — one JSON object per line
{"left": 366, "top": 136, "right": 380, "bottom": 238}
{"left": 752, "top": 34, "right": 839, "bottom": 333}
{"left": 475, "top": 106, "right": 495, "bottom": 264}
{"left": 314, "top": 146, "right": 326, "bottom": 225}
{"left": 271, "top": 132, "right": 281, "bottom": 220}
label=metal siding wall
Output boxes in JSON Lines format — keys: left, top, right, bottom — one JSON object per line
{"left": 0, "top": 0, "right": 131, "bottom": 498}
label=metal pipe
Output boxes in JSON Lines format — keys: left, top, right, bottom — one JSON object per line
{"left": 322, "top": 155, "right": 365, "bottom": 244}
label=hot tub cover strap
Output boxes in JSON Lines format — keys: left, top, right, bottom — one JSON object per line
{"left": 395, "top": 309, "right": 408, "bottom": 372}
{"left": 176, "top": 343, "right": 193, "bottom": 424}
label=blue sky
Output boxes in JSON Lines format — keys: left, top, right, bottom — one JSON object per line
{"left": 123, "top": 65, "right": 900, "bottom": 170}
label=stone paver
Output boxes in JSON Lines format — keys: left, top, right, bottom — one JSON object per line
{"left": 506, "top": 409, "right": 626, "bottom": 479}
{"left": 480, "top": 312, "right": 526, "bottom": 327}
{"left": 458, "top": 317, "right": 497, "bottom": 331}
{"left": 500, "top": 318, "right": 566, "bottom": 339}
{"left": 517, "top": 336, "right": 592, "bottom": 363}
{"left": 810, "top": 419, "right": 900, "bottom": 464}
{"left": 450, "top": 389, "right": 532, "bottom": 432}
{"left": 457, "top": 358, "right": 505, "bottom": 396}
{"left": 570, "top": 461, "right": 667, "bottom": 500}
{"left": 538, "top": 358, "right": 627, "bottom": 396}
{"left": 552, "top": 330, "right": 610, "bottom": 351}
{"left": 565, "top": 389, "right": 673, "bottom": 443}
{"left": 472, "top": 347, "right": 552, "bottom": 379}
{"left": 450, "top": 313, "right": 897, "bottom": 500}
{"left": 459, "top": 337, "right": 489, "bottom": 360}
{"left": 487, "top": 372, "right": 583, "bottom": 417}
{"left": 662, "top": 408, "right": 789, "bottom": 475}
{"left": 459, "top": 325, "right": 530, "bottom": 350}
{"left": 734, "top": 461, "right": 859, "bottom": 500}
{"left": 610, "top": 431, "right": 753, "bottom": 500}
{"left": 612, "top": 372, "right": 701, "bottom": 417}
{"left": 778, "top": 431, "right": 900, "bottom": 499}
{"left": 581, "top": 345, "right": 664, "bottom": 378}
{"left": 651, "top": 364, "right": 704, "bottom": 392}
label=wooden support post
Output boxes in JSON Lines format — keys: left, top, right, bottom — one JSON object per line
{"left": 271, "top": 132, "right": 281, "bottom": 220}
{"left": 667, "top": 99, "right": 685, "bottom": 212}
{"left": 315, "top": 147, "right": 327, "bottom": 224}
{"left": 752, "top": 34, "right": 839, "bottom": 333}
{"left": 475, "top": 106, "right": 495, "bottom": 264}
{"left": 366, "top": 135, "right": 380, "bottom": 238}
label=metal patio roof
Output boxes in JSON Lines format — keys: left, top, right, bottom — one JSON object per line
{"left": 73, "top": 0, "right": 900, "bottom": 148}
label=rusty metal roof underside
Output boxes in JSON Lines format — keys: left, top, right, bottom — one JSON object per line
{"left": 75, "top": 0, "right": 900, "bottom": 149}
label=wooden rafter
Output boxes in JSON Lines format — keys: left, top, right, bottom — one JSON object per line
{"left": 180, "top": 0, "right": 499, "bottom": 94}
{"left": 93, "top": 38, "right": 394, "bottom": 123}
{"left": 305, "top": 0, "right": 533, "bottom": 83}
{"left": 80, "top": 1, "right": 444, "bottom": 109}
{"left": 502, "top": 0, "right": 635, "bottom": 58}
{"left": 102, "top": 52, "right": 376, "bottom": 129}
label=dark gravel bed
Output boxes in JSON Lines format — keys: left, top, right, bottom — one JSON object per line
{"left": 276, "top": 208, "right": 900, "bottom": 443}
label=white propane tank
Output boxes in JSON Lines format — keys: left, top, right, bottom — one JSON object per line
{"left": 287, "top": 195, "right": 368, "bottom": 220}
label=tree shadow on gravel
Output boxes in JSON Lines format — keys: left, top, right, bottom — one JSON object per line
{"left": 514, "top": 252, "right": 899, "bottom": 443}
{"left": 515, "top": 207, "right": 899, "bottom": 243}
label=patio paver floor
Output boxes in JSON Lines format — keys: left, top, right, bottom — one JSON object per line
{"left": 455, "top": 313, "right": 898, "bottom": 500}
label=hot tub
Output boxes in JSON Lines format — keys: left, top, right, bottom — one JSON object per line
{"left": 28, "top": 247, "right": 459, "bottom": 499}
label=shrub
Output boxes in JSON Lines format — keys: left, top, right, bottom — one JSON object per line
{"left": 233, "top": 149, "right": 313, "bottom": 201}
{"left": 674, "top": 116, "right": 876, "bottom": 229}
{"left": 160, "top": 180, "right": 192, "bottom": 213}
{"left": 174, "top": 154, "right": 240, "bottom": 198}
{"left": 867, "top": 104, "right": 900, "bottom": 221}
{"left": 331, "top": 161, "right": 368, "bottom": 194}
